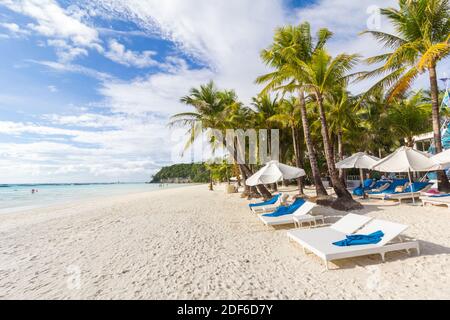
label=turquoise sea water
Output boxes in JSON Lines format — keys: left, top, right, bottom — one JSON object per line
{"left": 0, "top": 183, "right": 188, "bottom": 213}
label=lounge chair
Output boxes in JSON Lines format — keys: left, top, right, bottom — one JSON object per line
{"left": 384, "top": 182, "right": 432, "bottom": 203}
{"left": 287, "top": 216, "right": 419, "bottom": 270}
{"left": 420, "top": 194, "right": 450, "bottom": 208}
{"left": 258, "top": 200, "right": 323, "bottom": 227}
{"left": 368, "top": 179, "right": 409, "bottom": 200}
{"left": 352, "top": 179, "right": 377, "bottom": 196}
{"left": 249, "top": 193, "right": 282, "bottom": 213}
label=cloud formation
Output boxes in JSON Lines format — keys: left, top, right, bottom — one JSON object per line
{"left": 0, "top": 0, "right": 449, "bottom": 183}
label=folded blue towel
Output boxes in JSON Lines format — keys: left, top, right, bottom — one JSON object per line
{"left": 249, "top": 193, "right": 281, "bottom": 208}
{"left": 262, "top": 198, "right": 305, "bottom": 217}
{"left": 333, "top": 230, "right": 384, "bottom": 246}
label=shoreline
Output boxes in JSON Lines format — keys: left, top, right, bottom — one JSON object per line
{"left": 0, "top": 184, "right": 449, "bottom": 299}
{"left": 0, "top": 183, "right": 199, "bottom": 215}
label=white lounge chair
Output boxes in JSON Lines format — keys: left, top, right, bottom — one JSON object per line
{"left": 420, "top": 195, "right": 450, "bottom": 208}
{"left": 258, "top": 201, "right": 323, "bottom": 227}
{"left": 383, "top": 185, "right": 432, "bottom": 204}
{"left": 250, "top": 193, "right": 286, "bottom": 214}
{"left": 288, "top": 216, "right": 420, "bottom": 270}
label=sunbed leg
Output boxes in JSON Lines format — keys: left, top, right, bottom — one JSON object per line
{"left": 380, "top": 253, "right": 385, "bottom": 262}
{"left": 325, "top": 261, "right": 330, "bottom": 270}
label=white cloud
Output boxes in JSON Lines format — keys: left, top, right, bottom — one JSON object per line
{"left": 47, "top": 39, "right": 89, "bottom": 62}
{"left": 47, "top": 85, "right": 58, "bottom": 93}
{"left": 99, "top": 62, "right": 213, "bottom": 115}
{"left": 0, "top": 22, "right": 29, "bottom": 36}
{"left": 0, "top": 0, "right": 100, "bottom": 46}
{"left": 77, "top": 0, "right": 287, "bottom": 104}
{"left": 0, "top": 115, "right": 181, "bottom": 183}
{"left": 2, "top": 0, "right": 449, "bottom": 183}
{"left": 0, "top": 0, "right": 102, "bottom": 62}
{"left": 105, "top": 39, "right": 159, "bottom": 68}
{"left": 28, "top": 59, "right": 114, "bottom": 81}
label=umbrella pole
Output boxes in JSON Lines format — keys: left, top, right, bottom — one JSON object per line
{"left": 408, "top": 169, "right": 415, "bottom": 205}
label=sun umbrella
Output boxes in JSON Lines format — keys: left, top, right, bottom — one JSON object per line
{"left": 246, "top": 160, "right": 306, "bottom": 187}
{"left": 336, "top": 152, "right": 380, "bottom": 187}
{"left": 431, "top": 149, "right": 450, "bottom": 169}
{"left": 371, "top": 147, "right": 440, "bottom": 172}
{"left": 371, "top": 146, "right": 441, "bottom": 203}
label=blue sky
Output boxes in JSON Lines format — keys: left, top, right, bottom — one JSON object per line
{"left": 0, "top": 0, "right": 448, "bottom": 183}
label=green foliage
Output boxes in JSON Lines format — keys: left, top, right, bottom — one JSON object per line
{"left": 151, "top": 163, "right": 210, "bottom": 183}
{"left": 205, "top": 160, "right": 233, "bottom": 183}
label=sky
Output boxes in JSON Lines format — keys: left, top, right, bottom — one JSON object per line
{"left": 0, "top": 0, "right": 449, "bottom": 183}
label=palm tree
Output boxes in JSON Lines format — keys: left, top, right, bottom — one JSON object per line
{"left": 360, "top": 0, "right": 450, "bottom": 189}
{"left": 297, "top": 48, "right": 362, "bottom": 209}
{"left": 326, "top": 87, "right": 361, "bottom": 184}
{"left": 268, "top": 97, "right": 305, "bottom": 193}
{"left": 256, "top": 22, "right": 330, "bottom": 197}
{"left": 171, "top": 81, "right": 272, "bottom": 198}
{"left": 387, "top": 91, "right": 432, "bottom": 147}
{"left": 357, "top": 88, "right": 396, "bottom": 157}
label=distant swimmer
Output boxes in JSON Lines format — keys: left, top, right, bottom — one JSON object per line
{"left": 31, "top": 189, "right": 35, "bottom": 194}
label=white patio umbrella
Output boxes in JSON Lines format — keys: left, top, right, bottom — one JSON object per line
{"left": 371, "top": 146, "right": 441, "bottom": 203}
{"left": 246, "top": 160, "right": 306, "bottom": 186}
{"left": 335, "top": 152, "right": 380, "bottom": 186}
{"left": 431, "top": 149, "right": 450, "bottom": 169}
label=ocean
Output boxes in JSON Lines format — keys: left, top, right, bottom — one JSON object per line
{"left": 0, "top": 183, "right": 189, "bottom": 213}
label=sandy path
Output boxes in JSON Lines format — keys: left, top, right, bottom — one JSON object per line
{"left": 0, "top": 184, "right": 449, "bottom": 299}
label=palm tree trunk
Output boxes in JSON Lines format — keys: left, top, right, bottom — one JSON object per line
{"left": 316, "top": 93, "right": 358, "bottom": 206}
{"left": 239, "top": 163, "right": 272, "bottom": 199}
{"left": 429, "top": 65, "right": 450, "bottom": 191}
{"left": 298, "top": 92, "right": 328, "bottom": 196}
{"left": 209, "top": 171, "right": 213, "bottom": 191}
{"left": 337, "top": 129, "right": 346, "bottom": 187}
{"left": 291, "top": 125, "right": 304, "bottom": 195}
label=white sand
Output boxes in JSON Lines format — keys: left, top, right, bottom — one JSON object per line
{"left": 0, "top": 184, "right": 449, "bottom": 299}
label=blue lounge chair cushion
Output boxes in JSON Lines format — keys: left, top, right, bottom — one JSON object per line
{"left": 369, "top": 179, "right": 408, "bottom": 195}
{"left": 333, "top": 230, "right": 384, "bottom": 246}
{"left": 363, "top": 179, "right": 374, "bottom": 189}
{"left": 353, "top": 179, "right": 377, "bottom": 196}
{"left": 249, "top": 193, "right": 281, "bottom": 208}
{"left": 353, "top": 186, "right": 364, "bottom": 196}
{"left": 262, "top": 198, "right": 305, "bottom": 217}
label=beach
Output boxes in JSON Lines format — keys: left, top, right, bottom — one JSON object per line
{"left": 0, "top": 184, "right": 449, "bottom": 300}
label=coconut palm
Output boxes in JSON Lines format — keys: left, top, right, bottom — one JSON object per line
{"left": 327, "top": 88, "right": 360, "bottom": 162}
{"left": 360, "top": 0, "right": 450, "bottom": 188}
{"left": 171, "top": 81, "right": 272, "bottom": 198}
{"left": 268, "top": 97, "right": 305, "bottom": 193}
{"left": 356, "top": 88, "right": 397, "bottom": 157}
{"left": 387, "top": 91, "right": 432, "bottom": 147}
{"left": 325, "top": 87, "right": 361, "bottom": 184}
{"left": 296, "top": 49, "right": 362, "bottom": 209}
{"left": 256, "top": 22, "right": 330, "bottom": 196}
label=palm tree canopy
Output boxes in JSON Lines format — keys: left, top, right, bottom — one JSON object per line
{"left": 360, "top": 0, "right": 450, "bottom": 99}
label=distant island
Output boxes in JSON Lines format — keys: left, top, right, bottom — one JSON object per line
{"left": 150, "top": 163, "right": 210, "bottom": 183}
